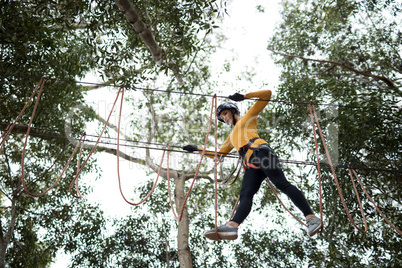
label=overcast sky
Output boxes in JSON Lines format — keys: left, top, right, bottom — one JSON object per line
{"left": 83, "top": 0, "right": 283, "bottom": 219}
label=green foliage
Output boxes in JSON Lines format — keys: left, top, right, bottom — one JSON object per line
{"left": 0, "top": 0, "right": 225, "bottom": 266}
{"left": 4, "top": 0, "right": 400, "bottom": 267}
{"left": 264, "top": 0, "right": 402, "bottom": 266}
{"left": 0, "top": 0, "right": 106, "bottom": 266}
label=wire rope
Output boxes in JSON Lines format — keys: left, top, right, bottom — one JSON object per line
{"left": 44, "top": 77, "right": 399, "bottom": 111}
{"left": 1, "top": 126, "right": 401, "bottom": 174}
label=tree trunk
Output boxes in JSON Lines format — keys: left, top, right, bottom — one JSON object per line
{"left": 174, "top": 176, "right": 192, "bottom": 268}
{"left": 0, "top": 196, "right": 17, "bottom": 268}
{"left": 0, "top": 246, "right": 5, "bottom": 268}
{"left": 113, "top": 0, "right": 184, "bottom": 85}
{"left": 268, "top": 49, "right": 398, "bottom": 90}
{"left": 114, "top": 0, "right": 163, "bottom": 64}
{"left": 0, "top": 242, "right": 5, "bottom": 268}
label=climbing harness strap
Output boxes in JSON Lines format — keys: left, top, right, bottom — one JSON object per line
{"left": 238, "top": 137, "right": 260, "bottom": 158}
{"left": 238, "top": 137, "right": 261, "bottom": 169}
{"left": 219, "top": 138, "right": 261, "bottom": 187}
{"left": 245, "top": 162, "right": 259, "bottom": 169}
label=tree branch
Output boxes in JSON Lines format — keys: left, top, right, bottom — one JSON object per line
{"left": 183, "top": 173, "right": 213, "bottom": 183}
{"left": 144, "top": 92, "right": 180, "bottom": 179}
{"left": 0, "top": 122, "right": 45, "bottom": 138}
{"left": 0, "top": 206, "right": 67, "bottom": 220}
{"left": 66, "top": 113, "right": 146, "bottom": 165}
{"left": 97, "top": 146, "right": 146, "bottom": 165}
{"left": 114, "top": 0, "right": 163, "bottom": 64}
{"left": 114, "top": 0, "right": 184, "bottom": 85}
{"left": 0, "top": 217, "right": 4, "bottom": 246}
{"left": 269, "top": 49, "right": 398, "bottom": 90}
{"left": 2, "top": 146, "right": 13, "bottom": 201}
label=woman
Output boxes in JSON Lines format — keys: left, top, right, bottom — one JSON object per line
{"left": 183, "top": 90, "right": 322, "bottom": 240}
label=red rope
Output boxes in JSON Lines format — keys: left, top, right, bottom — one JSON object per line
{"left": 212, "top": 95, "right": 222, "bottom": 240}
{"left": 69, "top": 133, "right": 86, "bottom": 199}
{"left": 349, "top": 168, "right": 401, "bottom": 235}
{"left": 229, "top": 196, "right": 240, "bottom": 221}
{"left": 115, "top": 87, "right": 167, "bottom": 205}
{"left": 347, "top": 167, "right": 368, "bottom": 233}
{"left": 20, "top": 79, "right": 87, "bottom": 197}
{"left": 308, "top": 103, "right": 324, "bottom": 232}
{"left": 1, "top": 78, "right": 46, "bottom": 150}
{"left": 266, "top": 179, "right": 307, "bottom": 227}
{"left": 70, "top": 86, "right": 125, "bottom": 187}
{"left": 117, "top": 143, "right": 168, "bottom": 206}
{"left": 176, "top": 95, "right": 217, "bottom": 222}
{"left": 166, "top": 145, "right": 180, "bottom": 221}
{"left": 310, "top": 103, "right": 368, "bottom": 234}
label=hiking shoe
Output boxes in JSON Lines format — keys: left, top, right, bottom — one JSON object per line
{"left": 307, "top": 216, "right": 322, "bottom": 237}
{"left": 204, "top": 224, "right": 238, "bottom": 241}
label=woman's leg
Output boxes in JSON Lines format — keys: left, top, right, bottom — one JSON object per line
{"left": 230, "top": 167, "right": 266, "bottom": 225}
{"left": 250, "top": 145, "right": 313, "bottom": 217}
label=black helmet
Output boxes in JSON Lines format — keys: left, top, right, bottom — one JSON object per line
{"left": 216, "top": 102, "right": 240, "bottom": 123}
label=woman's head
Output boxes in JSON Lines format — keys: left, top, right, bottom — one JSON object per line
{"left": 217, "top": 102, "right": 240, "bottom": 125}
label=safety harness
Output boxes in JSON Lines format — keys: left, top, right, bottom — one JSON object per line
{"left": 238, "top": 137, "right": 261, "bottom": 169}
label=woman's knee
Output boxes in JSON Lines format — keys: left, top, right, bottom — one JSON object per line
{"left": 275, "top": 181, "right": 298, "bottom": 195}
{"left": 239, "top": 187, "right": 258, "bottom": 199}
{"left": 268, "top": 171, "right": 292, "bottom": 191}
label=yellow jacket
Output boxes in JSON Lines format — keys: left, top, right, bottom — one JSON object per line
{"left": 201, "top": 90, "right": 272, "bottom": 162}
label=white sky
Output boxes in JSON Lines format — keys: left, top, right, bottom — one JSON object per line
{"left": 80, "top": 0, "right": 282, "bottom": 220}
{"left": 53, "top": 0, "right": 282, "bottom": 266}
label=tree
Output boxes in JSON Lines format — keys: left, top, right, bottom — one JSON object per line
{"left": 1, "top": 0, "right": 224, "bottom": 267}
{"left": 264, "top": 0, "right": 401, "bottom": 266}
{"left": 0, "top": 1, "right": 107, "bottom": 266}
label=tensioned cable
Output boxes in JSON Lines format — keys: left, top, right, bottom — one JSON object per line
{"left": 45, "top": 77, "right": 399, "bottom": 111}
{"left": 3, "top": 125, "right": 400, "bottom": 172}
{"left": 309, "top": 103, "right": 325, "bottom": 233}
{"left": 212, "top": 95, "right": 222, "bottom": 240}
{"left": 1, "top": 127, "right": 401, "bottom": 174}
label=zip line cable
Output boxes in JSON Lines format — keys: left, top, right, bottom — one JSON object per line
{"left": 1, "top": 127, "right": 401, "bottom": 174}
{"left": 44, "top": 77, "right": 399, "bottom": 111}
{"left": 3, "top": 122, "right": 401, "bottom": 172}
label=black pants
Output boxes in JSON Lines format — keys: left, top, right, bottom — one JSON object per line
{"left": 231, "top": 144, "right": 313, "bottom": 225}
